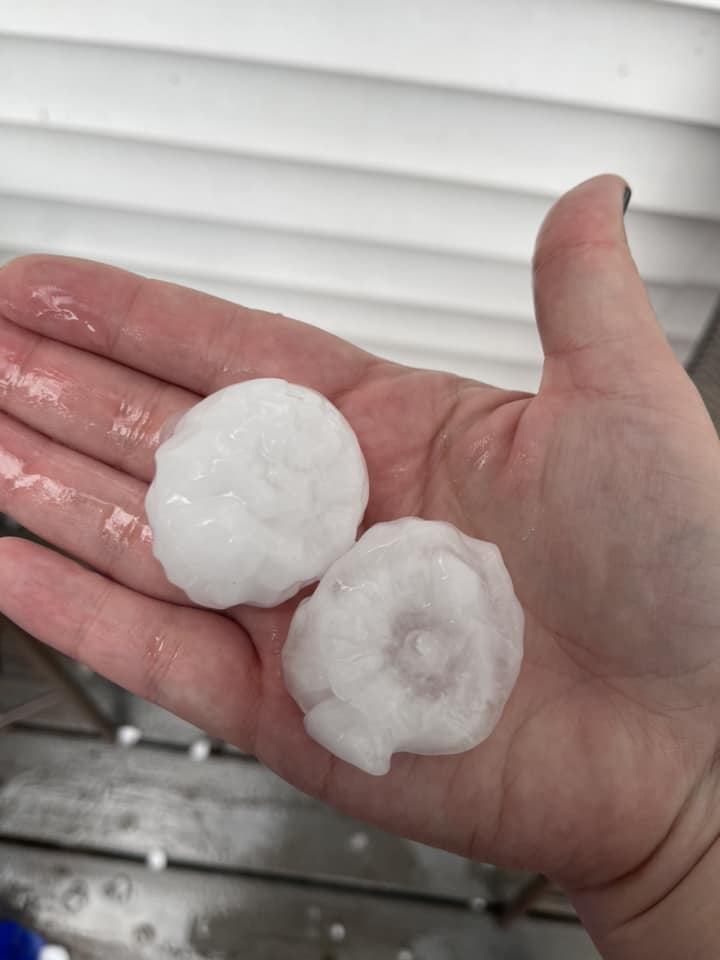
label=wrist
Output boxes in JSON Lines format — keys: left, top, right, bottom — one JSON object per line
{"left": 569, "top": 778, "right": 720, "bottom": 960}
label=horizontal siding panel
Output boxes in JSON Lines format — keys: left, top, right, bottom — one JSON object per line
{"left": 0, "top": 3, "right": 715, "bottom": 390}
{"left": 627, "top": 214, "right": 720, "bottom": 287}
{"left": 2, "top": 124, "right": 720, "bottom": 275}
{"left": 0, "top": 194, "right": 711, "bottom": 346}
{"left": 2, "top": 37, "right": 719, "bottom": 221}
{"left": 1, "top": 0, "right": 719, "bottom": 126}
{"left": 1, "top": 186, "right": 719, "bottom": 292}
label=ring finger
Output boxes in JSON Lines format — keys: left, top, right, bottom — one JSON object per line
{"left": 0, "top": 315, "right": 196, "bottom": 483}
{"left": 0, "top": 411, "right": 186, "bottom": 603}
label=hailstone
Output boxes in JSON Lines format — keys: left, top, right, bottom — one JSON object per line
{"left": 282, "top": 518, "right": 524, "bottom": 775}
{"left": 145, "top": 379, "right": 369, "bottom": 608}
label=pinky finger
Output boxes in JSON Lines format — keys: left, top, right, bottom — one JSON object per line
{"left": 0, "top": 538, "right": 261, "bottom": 748}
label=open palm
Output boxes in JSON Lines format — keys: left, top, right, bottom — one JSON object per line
{"left": 1, "top": 177, "right": 719, "bottom": 932}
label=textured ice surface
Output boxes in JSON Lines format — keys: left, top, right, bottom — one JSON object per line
{"left": 145, "top": 379, "right": 368, "bottom": 608}
{"left": 283, "top": 518, "right": 524, "bottom": 775}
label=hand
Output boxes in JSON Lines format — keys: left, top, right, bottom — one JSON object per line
{"left": 1, "top": 176, "right": 719, "bottom": 956}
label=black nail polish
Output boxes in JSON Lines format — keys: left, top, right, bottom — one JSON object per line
{"left": 623, "top": 185, "right": 632, "bottom": 214}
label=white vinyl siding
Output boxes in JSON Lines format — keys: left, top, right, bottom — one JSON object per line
{"left": 1, "top": 0, "right": 718, "bottom": 391}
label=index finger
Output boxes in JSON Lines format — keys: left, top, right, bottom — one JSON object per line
{"left": 0, "top": 255, "right": 374, "bottom": 399}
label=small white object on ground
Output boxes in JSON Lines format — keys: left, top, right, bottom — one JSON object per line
{"left": 146, "top": 379, "right": 368, "bottom": 608}
{"left": 188, "top": 737, "right": 211, "bottom": 762}
{"left": 328, "top": 923, "right": 346, "bottom": 942}
{"left": 348, "top": 831, "right": 370, "bottom": 852}
{"left": 145, "top": 847, "right": 168, "bottom": 871}
{"left": 283, "top": 518, "right": 524, "bottom": 776}
{"left": 115, "top": 724, "right": 142, "bottom": 747}
{"left": 40, "top": 947, "right": 71, "bottom": 960}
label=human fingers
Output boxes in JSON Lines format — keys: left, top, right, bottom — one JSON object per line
{"left": 0, "top": 314, "right": 196, "bottom": 483}
{"left": 0, "top": 412, "right": 184, "bottom": 603}
{"left": 0, "top": 255, "right": 373, "bottom": 399}
{"left": 533, "top": 174, "right": 677, "bottom": 396}
{"left": 0, "top": 536, "right": 261, "bottom": 745}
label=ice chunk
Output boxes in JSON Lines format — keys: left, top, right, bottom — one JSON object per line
{"left": 40, "top": 948, "right": 71, "bottom": 960}
{"left": 283, "top": 518, "right": 524, "bottom": 775}
{"left": 145, "top": 379, "right": 368, "bottom": 608}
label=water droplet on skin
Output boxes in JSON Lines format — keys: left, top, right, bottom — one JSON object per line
{"left": 103, "top": 505, "right": 151, "bottom": 547}
{"left": 30, "top": 285, "right": 96, "bottom": 334}
{"left": 111, "top": 399, "right": 154, "bottom": 447}
{"left": 16, "top": 371, "right": 65, "bottom": 407}
{"left": 0, "top": 449, "right": 74, "bottom": 505}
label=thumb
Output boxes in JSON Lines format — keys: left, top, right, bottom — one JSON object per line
{"left": 533, "top": 174, "right": 675, "bottom": 395}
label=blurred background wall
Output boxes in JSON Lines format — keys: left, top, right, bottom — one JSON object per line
{"left": 1, "top": 0, "right": 719, "bottom": 393}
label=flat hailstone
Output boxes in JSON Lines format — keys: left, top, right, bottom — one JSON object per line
{"left": 283, "top": 518, "right": 524, "bottom": 775}
{"left": 145, "top": 379, "right": 368, "bottom": 608}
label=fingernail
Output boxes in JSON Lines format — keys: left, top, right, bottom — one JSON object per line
{"left": 623, "top": 184, "right": 632, "bottom": 215}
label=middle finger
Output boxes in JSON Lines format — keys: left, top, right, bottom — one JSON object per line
{"left": 0, "top": 315, "right": 197, "bottom": 483}
{"left": 0, "top": 411, "right": 186, "bottom": 604}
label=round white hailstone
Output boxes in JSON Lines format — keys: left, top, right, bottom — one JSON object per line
{"left": 145, "top": 379, "right": 368, "bottom": 609}
{"left": 283, "top": 518, "right": 524, "bottom": 776}
{"left": 40, "top": 948, "right": 71, "bottom": 960}
{"left": 146, "top": 847, "right": 168, "bottom": 872}
{"left": 115, "top": 724, "right": 142, "bottom": 747}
